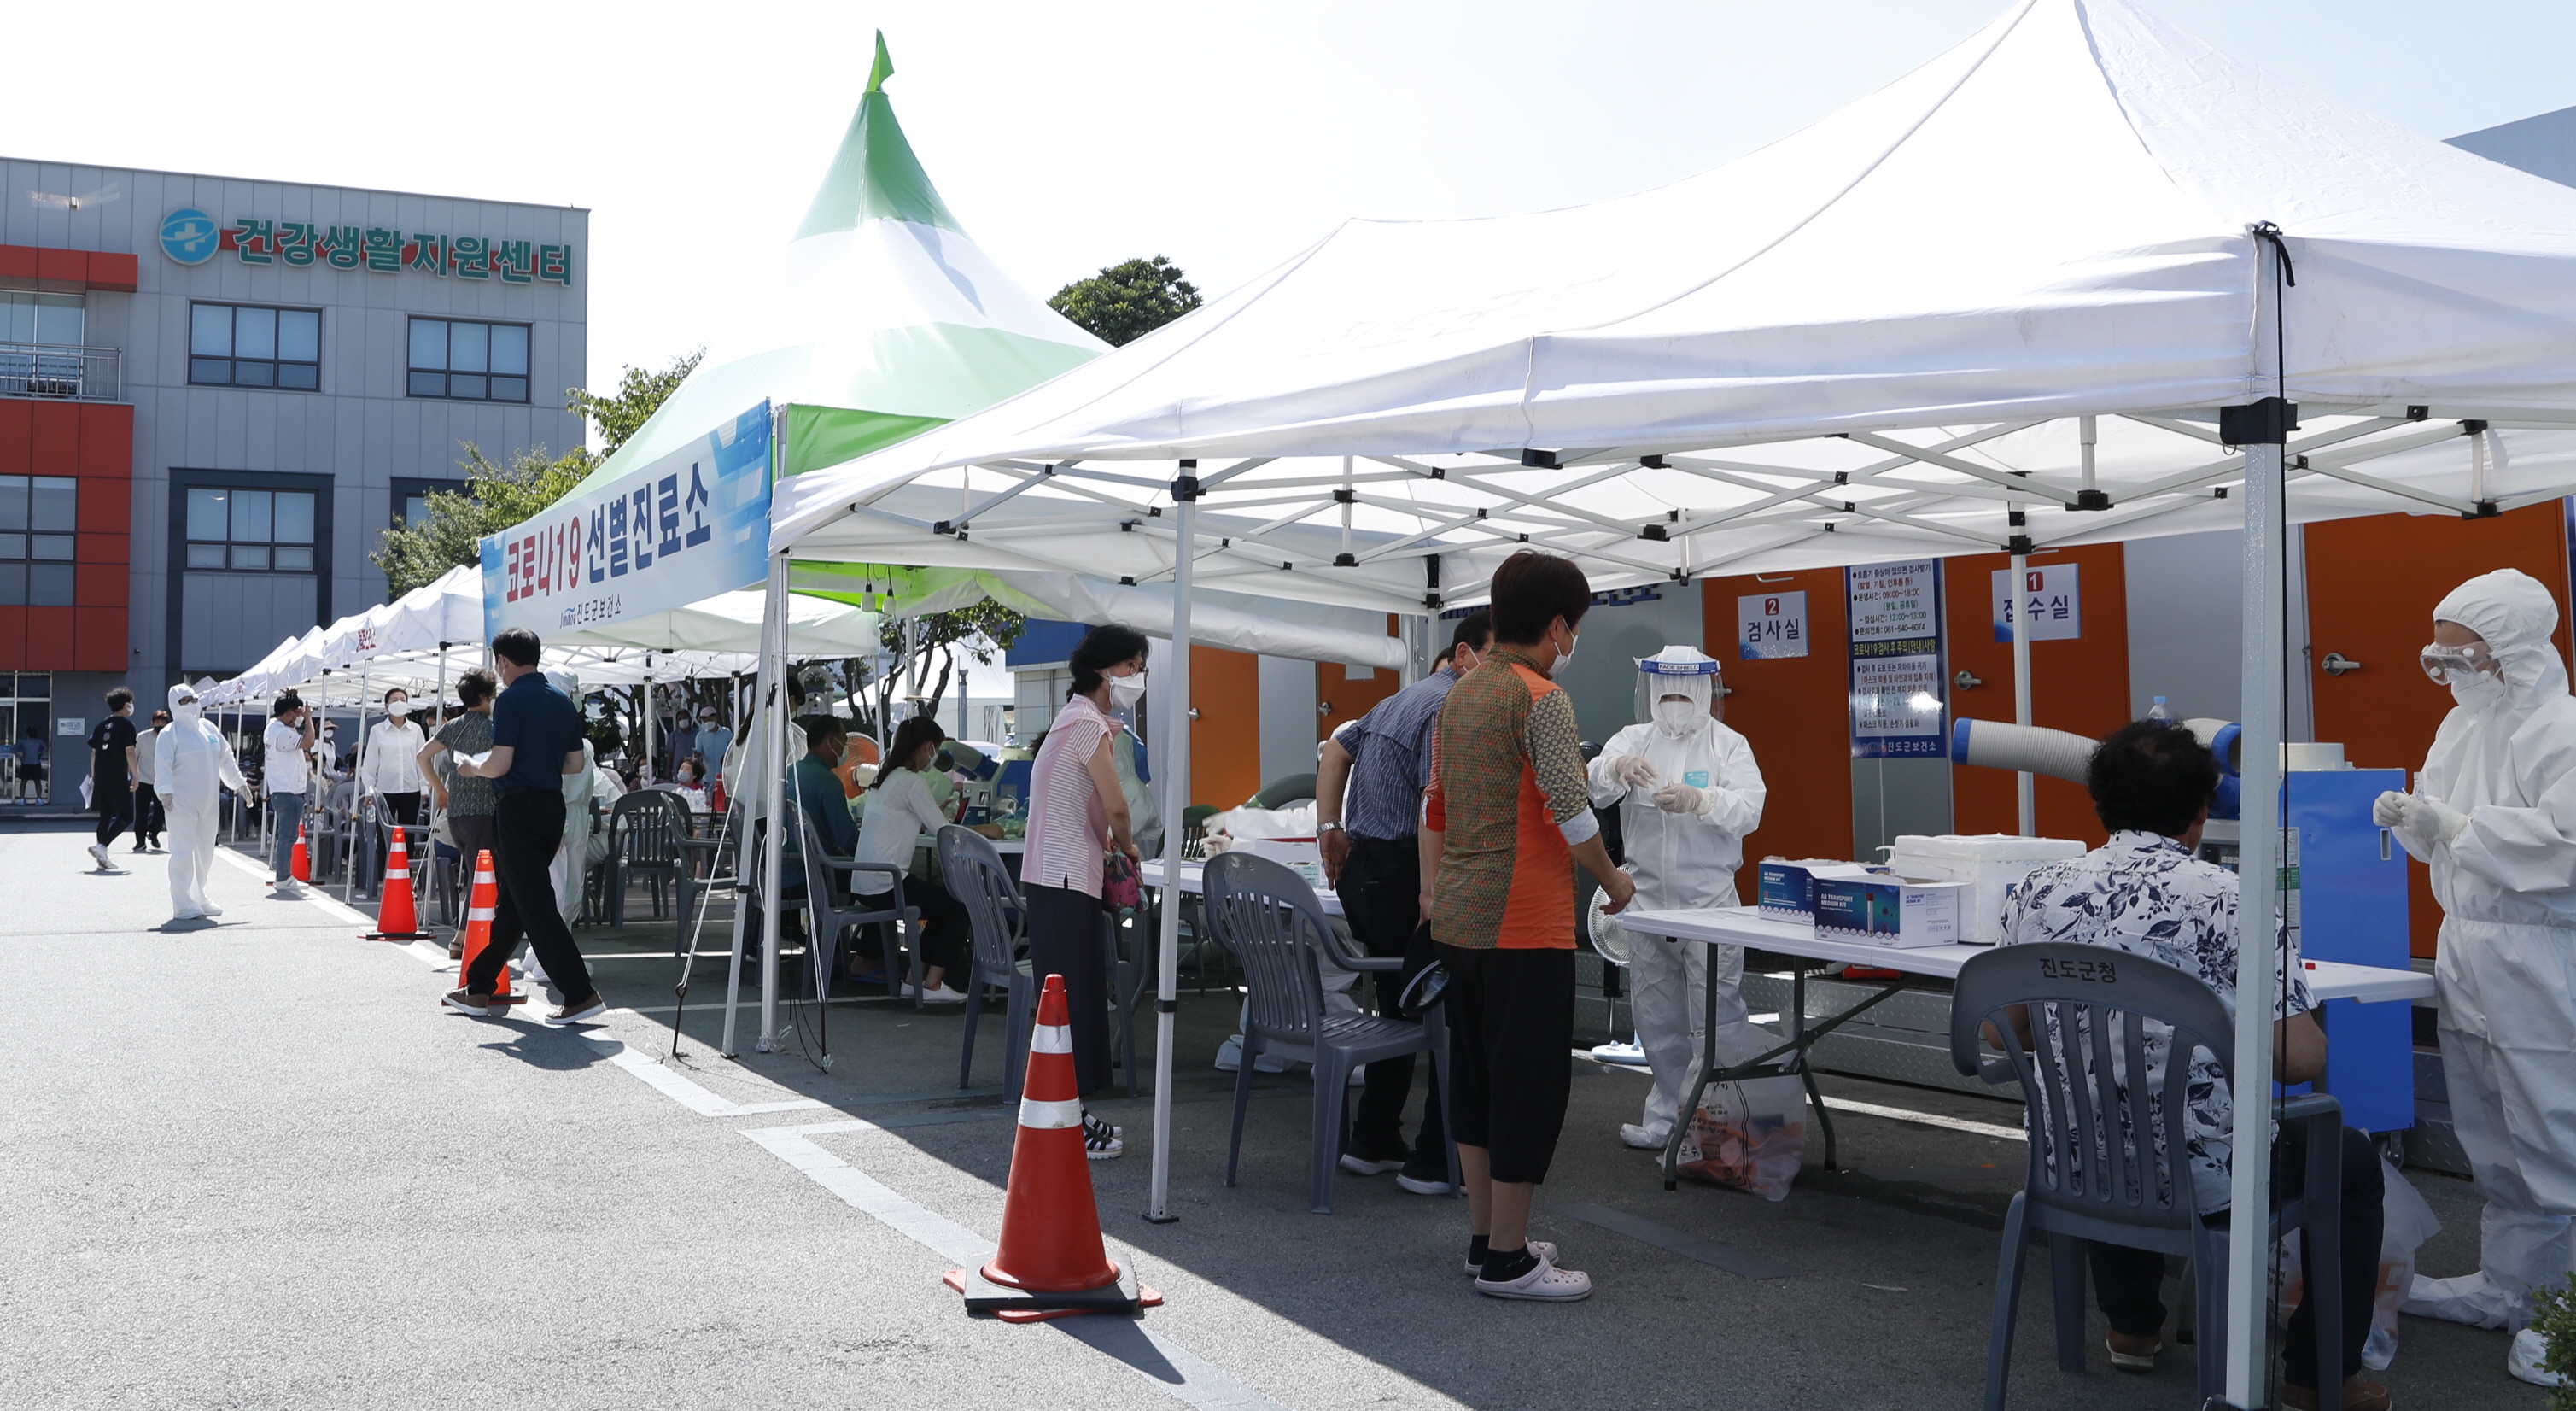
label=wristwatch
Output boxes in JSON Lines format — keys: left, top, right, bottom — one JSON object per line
{"left": 1317, "top": 822, "right": 1346, "bottom": 834}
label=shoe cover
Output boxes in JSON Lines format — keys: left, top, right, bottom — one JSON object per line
{"left": 2402, "top": 1271, "right": 2515, "bottom": 1329}
{"left": 1619, "top": 1122, "right": 1668, "bottom": 1150}
{"left": 2509, "top": 1327, "right": 2562, "bottom": 1386}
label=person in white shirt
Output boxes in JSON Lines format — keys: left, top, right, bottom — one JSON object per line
{"left": 850, "top": 715, "right": 973, "bottom": 1002}
{"left": 359, "top": 688, "right": 429, "bottom": 881}
{"left": 262, "top": 694, "right": 316, "bottom": 889}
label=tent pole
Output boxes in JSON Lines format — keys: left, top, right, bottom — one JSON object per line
{"left": 352, "top": 659, "right": 371, "bottom": 904}
{"left": 644, "top": 655, "right": 657, "bottom": 784}
{"left": 1146, "top": 464, "right": 1200, "bottom": 1223}
{"left": 757, "top": 559, "right": 791, "bottom": 1051}
{"left": 2009, "top": 552, "right": 2034, "bottom": 836}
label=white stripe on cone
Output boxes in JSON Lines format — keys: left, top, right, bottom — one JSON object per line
{"left": 1018, "top": 1096, "right": 1083, "bottom": 1129}
{"left": 467, "top": 908, "right": 495, "bottom": 922}
{"left": 1030, "top": 1024, "right": 1072, "bottom": 1055}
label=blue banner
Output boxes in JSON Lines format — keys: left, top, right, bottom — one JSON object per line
{"left": 482, "top": 402, "right": 773, "bottom": 641}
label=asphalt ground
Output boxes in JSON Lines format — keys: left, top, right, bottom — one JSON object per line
{"left": 0, "top": 817, "right": 2545, "bottom": 1410}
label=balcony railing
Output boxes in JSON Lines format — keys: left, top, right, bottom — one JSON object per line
{"left": 0, "top": 343, "right": 120, "bottom": 401}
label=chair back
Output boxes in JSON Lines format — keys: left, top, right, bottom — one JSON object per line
{"left": 1949, "top": 942, "right": 2241, "bottom": 1233}
{"left": 1248, "top": 773, "right": 1318, "bottom": 810}
{"left": 1201, "top": 852, "right": 1329, "bottom": 1047}
{"left": 938, "top": 824, "right": 1024, "bottom": 980}
{"left": 611, "top": 789, "right": 686, "bottom": 864}
{"left": 791, "top": 800, "right": 838, "bottom": 916}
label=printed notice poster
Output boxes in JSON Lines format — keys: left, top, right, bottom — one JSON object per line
{"left": 1737, "top": 591, "right": 1809, "bottom": 659}
{"left": 1847, "top": 560, "right": 1945, "bottom": 758}
{"left": 1991, "top": 562, "right": 2081, "bottom": 642}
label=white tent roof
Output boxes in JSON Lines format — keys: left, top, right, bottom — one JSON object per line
{"left": 772, "top": 0, "right": 2576, "bottom": 608}
{"left": 551, "top": 586, "right": 881, "bottom": 656}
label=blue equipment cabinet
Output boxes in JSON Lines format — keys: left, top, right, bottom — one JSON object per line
{"left": 2284, "top": 767, "right": 2415, "bottom": 1133}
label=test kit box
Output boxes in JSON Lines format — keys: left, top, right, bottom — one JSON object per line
{"left": 1885, "top": 834, "right": 2086, "bottom": 946}
{"left": 1814, "top": 875, "right": 1968, "bottom": 949}
{"left": 1756, "top": 859, "right": 1877, "bottom": 923}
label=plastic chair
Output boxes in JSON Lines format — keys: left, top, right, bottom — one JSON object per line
{"left": 1948, "top": 943, "right": 2346, "bottom": 1409}
{"left": 1248, "top": 774, "right": 1317, "bottom": 810}
{"left": 791, "top": 803, "right": 917, "bottom": 1008}
{"left": 940, "top": 824, "right": 1037, "bottom": 1094}
{"left": 1202, "top": 851, "right": 1459, "bottom": 1215}
{"left": 1180, "top": 804, "right": 1217, "bottom": 861}
{"left": 606, "top": 790, "right": 700, "bottom": 946}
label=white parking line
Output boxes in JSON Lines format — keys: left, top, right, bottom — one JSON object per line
{"left": 1818, "top": 1096, "right": 2027, "bottom": 1142}
{"left": 743, "top": 1121, "right": 1294, "bottom": 1411}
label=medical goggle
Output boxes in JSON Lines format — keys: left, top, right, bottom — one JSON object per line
{"left": 2421, "top": 641, "right": 2500, "bottom": 684}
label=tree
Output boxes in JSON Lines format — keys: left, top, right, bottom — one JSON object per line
{"left": 844, "top": 600, "right": 1027, "bottom": 741}
{"left": 1049, "top": 255, "right": 1202, "bottom": 347}
{"left": 371, "top": 350, "right": 703, "bottom": 594}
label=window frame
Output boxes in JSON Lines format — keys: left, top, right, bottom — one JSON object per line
{"left": 166, "top": 469, "right": 336, "bottom": 681}
{"left": 390, "top": 477, "right": 470, "bottom": 533}
{"left": 0, "top": 474, "right": 78, "bottom": 606}
{"left": 187, "top": 301, "right": 324, "bottom": 392}
{"left": 404, "top": 316, "right": 531, "bottom": 403}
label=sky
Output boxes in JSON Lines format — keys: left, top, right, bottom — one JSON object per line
{"left": 14, "top": 0, "right": 2576, "bottom": 448}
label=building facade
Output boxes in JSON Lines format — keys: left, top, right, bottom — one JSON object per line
{"left": 0, "top": 158, "right": 585, "bottom": 797}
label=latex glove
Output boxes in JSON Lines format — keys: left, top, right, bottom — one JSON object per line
{"left": 1650, "top": 782, "right": 1705, "bottom": 815}
{"left": 2396, "top": 793, "right": 2470, "bottom": 848}
{"left": 1609, "top": 755, "right": 1658, "bottom": 787}
{"left": 2372, "top": 791, "right": 2410, "bottom": 828}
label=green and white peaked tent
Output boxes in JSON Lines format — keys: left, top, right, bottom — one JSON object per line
{"left": 570, "top": 33, "right": 1107, "bottom": 493}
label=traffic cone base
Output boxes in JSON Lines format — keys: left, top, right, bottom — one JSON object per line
{"left": 290, "top": 823, "right": 311, "bottom": 882}
{"left": 948, "top": 975, "right": 1154, "bottom": 1321}
{"left": 363, "top": 828, "right": 435, "bottom": 941}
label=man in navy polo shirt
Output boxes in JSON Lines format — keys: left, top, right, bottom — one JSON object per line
{"left": 444, "top": 626, "right": 602, "bottom": 1026}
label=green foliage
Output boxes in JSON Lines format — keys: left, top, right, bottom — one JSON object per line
{"left": 838, "top": 599, "right": 1027, "bottom": 739}
{"left": 1048, "top": 255, "right": 1202, "bottom": 347}
{"left": 567, "top": 349, "right": 705, "bottom": 454}
{"left": 2532, "top": 1279, "right": 2576, "bottom": 1408}
{"left": 372, "top": 444, "right": 593, "bottom": 596}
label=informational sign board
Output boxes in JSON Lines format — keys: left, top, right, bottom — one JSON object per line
{"left": 1737, "top": 591, "right": 1809, "bottom": 659}
{"left": 56, "top": 717, "right": 84, "bottom": 736}
{"left": 1991, "top": 562, "right": 2082, "bottom": 642}
{"left": 160, "top": 207, "right": 574, "bottom": 284}
{"left": 482, "top": 401, "right": 772, "bottom": 641}
{"left": 1847, "top": 560, "right": 1946, "bottom": 758}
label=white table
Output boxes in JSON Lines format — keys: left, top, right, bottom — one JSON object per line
{"left": 1139, "top": 858, "right": 1344, "bottom": 916}
{"left": 913, "top": 833, "right": 1024, "bottom": 856}
{"left": 1616, "top": 905, "right": 2436, "bottom": 1186}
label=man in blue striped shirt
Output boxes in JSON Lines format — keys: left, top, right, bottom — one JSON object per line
{"left": 1317, "top": 610, "right": 1491, "bottom": 1193}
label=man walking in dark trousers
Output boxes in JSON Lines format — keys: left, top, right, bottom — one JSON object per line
{"left": 1316, "top": 610, "right": 1492, "bottom": 1195}
{"left": 442, "top": 627, "right": 604, "bottom": 1027}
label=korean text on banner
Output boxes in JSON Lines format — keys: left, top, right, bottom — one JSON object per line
{"left": 480, "top": 401, "right": 773, "bottom": 641}
{"left": 1991, "top": 563, "right": 2081, "bottom": 643}
{"left": 1848, "top": 560, "right": 1945, "bottom": 758}
{"left": 1738, "top": 591, "right": 1809, "bottom": 660}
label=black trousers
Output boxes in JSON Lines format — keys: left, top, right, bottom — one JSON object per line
{"left": 462, "top": 790, "right": 594, "bottom": 1004}
{"left": 1440, "top": 944, "right": 1574, "bottom": 1186}
{"left": 2088, "top": 1124, "right": 2385, "bottom": 1388}
{"left": 95, "top": 776, "right": 133, "bottom": 846}
{"left": 900, "top": 873, "right": 972, "bottom": 977}
{"left": 1336, "top": 835, "right": 1446, "bottom": 1163}
{"left": 134, "top": 783, "right": 165, "bottom": 845}
{"left": 1025, "top": 881, "right": 1113, "bottom": 1098}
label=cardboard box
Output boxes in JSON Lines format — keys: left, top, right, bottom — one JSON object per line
{"left": 1814, "top": 875, "right": 1968, "bottom": 949}
{"left": 1756, "top": 859, "right": 1878, "bottom": 923}
{"left": 1886, "top": 834, "right": 2086, "bottom": 946}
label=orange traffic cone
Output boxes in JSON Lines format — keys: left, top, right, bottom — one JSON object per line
{"left": 290, "top": 823, "right": 311, "bottom": 882}
{"left": 455, "top": 850, "right": 527, "bottom": 1007}
{"left": 943, "top": 975, "right": 1160, "bottom": 1321}
{"left": 362, "top": 828, "right": 433, "bottom": 941}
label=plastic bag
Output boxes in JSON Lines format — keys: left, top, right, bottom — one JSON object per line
{"left": 1676, "top": 1021, "right": 1808, "bottom": 1201}
{"left": 2271, "top": 1157, "right": 2441, "bottom": 1373}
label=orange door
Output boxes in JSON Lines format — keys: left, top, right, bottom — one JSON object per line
{"left": 1316, "top": 614, "right": 1404, "bottom": 740}
{"left": 1189, "top": 644, "right": 1264, "bottom": 809}
{"left": 2304, "top": 504, "right": 2573, "bottom": 957}
{"left": 1944, "top": 544, "right": 2134, "bottom": 846}
{"left": 1704, "top": 570, "right": 1851, "bottom": 899}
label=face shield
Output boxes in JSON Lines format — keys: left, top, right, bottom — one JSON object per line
{"left": 1633, "top": 645, "right": 1721, "bottom": 739}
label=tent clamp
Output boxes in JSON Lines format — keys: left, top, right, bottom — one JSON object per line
{"left": 1333, "top": 553, "right": 1358, "bottom": 566}
{"left": 2462, "top": 419, "right": 2491, "bottom": 436}
{"left": 2218, "top": 397, "right": 2298, "bottom": 448}
{"left": 1639, "top": 455, "right": 1668, "bottom": 470}
{"left": 2407, "top": 405, "right": 2430, "bottom": 421}
{"left": 1120, "top": 520, "right": 1138, "bottom": 532}
{"left": 1519, "top": 448, "right": 1561, "bottom": 469}
{"left": 1171, "top": 460, "right": 1202, "bottom": 502}
{"left": 1638, "top": 524, "right": 1669, "bottom": 542}
{"left": 1833, "top": 471, "right": 1849, "bottom": 485}
{"left": 2463, "top": 501, "right": 2500, "bottom": 521}
{"left": 2008, "top": 510, "right": 2028, "bottom": 528}
{"left": 1332, "top": 489, "right": 1358, "bottom": 504}
{"left": 2071, "top": 489, "right": 2112, "bottom": 511}
{"left": 2006, "top": 534, "right": 2036, "bottom": 555}
{"left": 1120, "top": 576, "right": 1137, "bottom": 586}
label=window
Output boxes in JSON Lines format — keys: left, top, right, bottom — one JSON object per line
{"left": 190, "top": 303, "right": 320, "bottom": 390}
{"left": 407, "top": 319, "right": 528, "bottom": 402}
{"left": 185, "top": 487, "right": 315, "bottom": 573}
{"left": 392, "top": 477, "right": 468, "bottom": 531}
{"left": 0, "top": 475, "right": 75, "bottom": 606}
{"left": 2, "top": 290, "right": 85, "bottom": 346}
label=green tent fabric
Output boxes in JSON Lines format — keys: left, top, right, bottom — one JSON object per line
{"left": 568, "top": 32, "right": 1106, "bottom": 494}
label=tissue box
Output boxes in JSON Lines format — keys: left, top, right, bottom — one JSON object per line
{"left": 1885, "top": 834, "right": 2086, "bottom": 945}
{"left": 1756, "top": 859, "right": 1877, "bottom": 923}
{"left": 1814, "top": 875, "right": 1968, "bottom": 949}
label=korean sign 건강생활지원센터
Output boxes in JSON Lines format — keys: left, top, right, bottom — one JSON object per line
{"left": 1847, "top": 560, "right": 1946, "bottom": 758}
{"left": 156, "top": 208, "right": 572, "bottom": 285}
{"left": 480, "top": 402, "right": 772, "bottom": 641}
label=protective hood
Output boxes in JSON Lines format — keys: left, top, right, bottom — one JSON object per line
{"left": 168, "top": 683, "right": 203, "bottom": 726}
{"left": 1635, "top": 644, "right": 1720, "bottom": 738}
{"left": 2433, "top": 568, "right": 2569, "bottom": 719}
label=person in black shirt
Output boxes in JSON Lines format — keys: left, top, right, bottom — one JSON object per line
{"left": 87, "top": 688, "right": 139, "bottom": 870}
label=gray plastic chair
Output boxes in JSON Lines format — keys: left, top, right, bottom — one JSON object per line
{"left": 1948, "top": 942, "right": 2346, "bottom": 1409}
{"left": 607, "top": 790, "right": 701, "bottom": 949}
{"left": 1202, "top": 851, "right": 1459, "bottom": 1215}
{"left": 940, "top": 825, "right": 1038, "bottom": 1095}
{"left": 790, "top": 803, "right": 917, "bottom": 1009}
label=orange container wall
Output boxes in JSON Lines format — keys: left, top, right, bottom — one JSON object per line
{"left": 1189, "top": 645, "right": 1264, "bottom": 808}
{"left": 1317, "top": 615, "right": 1403, "bottom": 740}
{"left": 1944, "top": 545, "right": 2134, "bottom": 846}
{"left": 2306, "top": 505, "right": 2574, "bottom": 958}
{"left": 1703, "top": 570, "right": 1852, "bottom": 895}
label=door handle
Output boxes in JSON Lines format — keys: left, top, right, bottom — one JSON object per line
{"left": 2322, "top": 652, "right": 2362, "bottom": 676}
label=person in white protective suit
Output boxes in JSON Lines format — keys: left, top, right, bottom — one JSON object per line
{"left": 2382, "top": 568, "right": 2576, "bottom": 1387}
{"left": 155, "top": 683, "right": 248, "bottom": 921}
{"left": 1586, "top": 646, "right": 1767, "bottom": 1150}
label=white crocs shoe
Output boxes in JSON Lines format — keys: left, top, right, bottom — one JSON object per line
{"left": 1475, "top": 1249, "right": 1592, "bottom": 1302}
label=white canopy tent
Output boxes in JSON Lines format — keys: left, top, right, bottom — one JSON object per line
{"left": 763, "top": 0, "right": 2576, "bottom": 1395}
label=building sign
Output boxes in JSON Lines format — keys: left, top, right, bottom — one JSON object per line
{"left": 1847, "top": 560, "right": 1946, "bottom": 758}
{"left": 1990, "top": 562, "right": 2081, "bottom": 642}
{"left": 158, "top": 207, "right": 573, "bottom": 285}
{"left": 482, "top": 402, "right": 773, "bottom": 641}
{"left": 1737, "top": 591, "right": 1808, "bottom": 659}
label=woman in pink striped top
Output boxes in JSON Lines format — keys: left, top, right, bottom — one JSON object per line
{"left": 1021, "top": 624, "right": 1149, "bottom": 1158}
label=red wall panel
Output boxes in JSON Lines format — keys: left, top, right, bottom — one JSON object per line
{"left": 78, "top": 405, "right": 131, "bottom": 477}
{"left": 0, "top": 400, "right": 30, "bottom": 476}
{"left": 0, "top": 247, "right": 33, "bottom": 282}
{"left": 0, "top": 608, "right": 25, "bottom": 669}
{"left": 25, "top": 607, "right": 75, "bottom": 669}
{"left": 85, "top": 253, "right": 138, "bottom": 293}
{"left": 73, "top": 609, "right": 126, "bottom": 670}
{"left": 78, "top": 479, "right": 130, "bottom": 535}
{"left": 75, "top": 563, "right": 126, "bottom": 607}
{"left": 77, "top": 533, "right": 128, "bottom": 567}
{"left": 33, "top": 249, "right": 85, "bottom": 284}
{"left": 30, "top": 403, "right": 77, "bottom": 473}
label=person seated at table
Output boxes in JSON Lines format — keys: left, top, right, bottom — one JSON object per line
{"left": 851, "top": 715, "right": 973, "bottom": 1004}
{"left": 1994, "top": 719, "right": 2388, "bottom": 1411}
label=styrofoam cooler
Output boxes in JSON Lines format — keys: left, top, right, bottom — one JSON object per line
{"left": 1242, "top": 836, "right": 1326, "bottom": 887}
{"left": 1884, "top": 834, "right": 2086, "bottom": 945}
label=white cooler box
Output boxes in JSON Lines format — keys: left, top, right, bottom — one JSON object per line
{"left": 1884, "top": 833, "right": 2085, "bottom": 945}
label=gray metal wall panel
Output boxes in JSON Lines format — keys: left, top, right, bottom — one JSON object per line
{"left": 1257, "top": 654, "right": 1319, "bottom": 787}
{"left": 181, "top": 571, "right": 318, "bottom": 675}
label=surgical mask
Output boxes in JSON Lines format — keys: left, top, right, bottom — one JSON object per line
{"left": 1654, "top": 700, "right": 1701, "bottom": 738}
{"left": 1107, "top": 674, "right": 1148, "bottom": 709}
{"left": 1549, "top": 631, "right": 1579, "bottom": 678}
{"left": 387, "top": 701, "right": 410, "bottom": 718}
{"left": 2451, "top": 671, "right": 2510, "bottom": 711}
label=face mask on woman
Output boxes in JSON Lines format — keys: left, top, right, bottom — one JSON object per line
{"left": 387, "top": 700, "right": 410, "bottom": 719}
{"left": 1107, "top": 674, "right": 1148, "bottom": 709}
